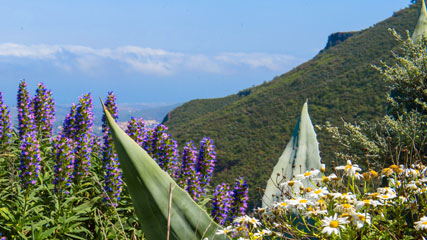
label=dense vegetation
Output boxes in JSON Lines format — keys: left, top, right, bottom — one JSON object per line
{"left": 0, "top": 83, "right": 249, "bottom": 239}
{"left": 163, "top": 2, "right": 421, "bottom": 208}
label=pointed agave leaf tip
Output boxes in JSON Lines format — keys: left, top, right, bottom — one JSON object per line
{"left": 262, "top": 101, "right": 321, "bottom": 208}
{"left": 102, "top": 106, "right": 229, "bottom": 240}
{"left": 412, "top": 0, "right": 427, "bottom": 42}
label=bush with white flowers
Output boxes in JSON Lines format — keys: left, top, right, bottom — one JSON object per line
{"left": 217, "top": 161, "right": 427, "bottom": 239}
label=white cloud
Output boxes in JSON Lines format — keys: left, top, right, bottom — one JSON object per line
{"left": 0, "top": 43, "right": 298, "bottom": 75}
{"left": 215, "top": 52, "right": 296, "bottom": 71}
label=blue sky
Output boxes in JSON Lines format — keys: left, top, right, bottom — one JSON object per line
{"left": 0, "top": 0, "right": 411, "bottom": 106}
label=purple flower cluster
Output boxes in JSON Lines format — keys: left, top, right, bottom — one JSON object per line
{"left": 178, "top": 141, "right": 197, "bottom": 188}
{"left": 19, "top": 131, "right": 41, "bottom": 189}
{"left": 0, "top": 92, "right": 12, "bottom": 145}
{"left": 209, "top": 177, "right": 248, "bottom": 224}
{"left": 62, "top": 103, "right": 77, "bottom": 137}
{"left": 125, "top": 117, "right": 220, "bottom": 202}
{"left": 91, "top": 135, "right": 102, "bottom": 160}
{"left": 102, "top": 92, "right": 122, "bottom": 206}
{"left": 17, "top": 80, "right": 36, "bottom": 139}
{"left": 230, "top": 177, "right": 248, "bottom": 218}
{"left": 181, "top": 137, "right": 215, "bottom": 201}
{"left": 211, "top": 183, "right": 233, "bottom": 225}
{"left": 52, "top": 135, "right": 75, "bottom": 194}
{"left": 33, "top": 83, "right": 55, "bottom": 139}
{"left": 196, "top": 137, "right": 216, "bottom": 191}
{"left": 146, "top": 124, "right": 179, "bottom": 176}
{"left": 62, "top": 93, "right": 94, "bottom": 179}
{"left": 125, "top": 117, "right": 146, "bottom": 147}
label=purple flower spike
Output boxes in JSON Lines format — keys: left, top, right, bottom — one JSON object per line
{"left": 17, "top": 80, "right": 36, "bottom": 139}
{"left": 178, "top": 141, "right": 197, "bottom": 188}
{"left": 0, "top": 92, "right": 12, "bottom": 145}
{"left": 33, "top": 83, "right": 55, "bottom": 139}
{"left": 102, "top": 91, "right": 122, "bottom": 206}
{"left": 196, "top": 137, "right": 216, "bottom": 195}
{"left": 146, "top": 124, "right": 179, "bottom": 176}
{"left": 230, "top": 177, "right": 248, "bottom": 219}
{"left": 52, "top": 135, "right": 75, "bottom": 194}
{"left": 62, "top": 103, "right": 77, "bottom": 138}
{"left": 19, "top": 131, "right": 41, "bottom": 189}
{"left": 125, "top": 117, "right": 146, "bottom": 147}
{"left": 211, "top": 183, "right": 233, "bottom": 225}
{"left": 61, "top": 93, "right": 94, "bottom": 179}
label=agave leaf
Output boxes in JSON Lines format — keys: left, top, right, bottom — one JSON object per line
{"left": 102, "top": 103, "right": 228, "bottom": 240}
{"left": 412, "top": 0, "right": 427, "bottom": 42}
{"left": 262, "top": 101, "right": 321, "bottom": 208}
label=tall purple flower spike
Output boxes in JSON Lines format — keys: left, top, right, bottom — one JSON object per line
{"left": 33, "top": 83, "right": 55, "bottom": 139}
{"left": 211, "top": 183, "right": 233, "bottom": 225}
{"left": 196, "top": 137, "right": 216, "bottom": 194}
{"left": 230, "top": 177, "right": 248, "bottom": 220}
{"left": 62, "top": 93, "right": 94, "bottom": 179}
{"left": 125, "top": 117, "right": 146, "bottom": 147}
{"left": 102, "top": 92, "right": 122, "bottom": 206}
{"left": 19, "top": 131, "right": 41, "bottom": 189}
{"left": 146, "top": 124, "right": 179, "bottom": 176}
{"left": 17, "top": 80, "right": 35, "bottom": 139}
{"left": 178, "top": 141, "right": 197, "bottom": 189}
{"left": 0, "top": 92, "right": 12, "bottom": 145}
{"left": 52, "top": 134, "right": 76, "bottom": 194}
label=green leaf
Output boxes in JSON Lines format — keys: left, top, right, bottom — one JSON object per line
{"left": 38, "top": 226, "right": 57, "bottom": 239}
{"left": 262, "top": 101, "right": 322, "bottom": 208}
{"left": 102, "top": 103, "right": 228, "bottom": 240}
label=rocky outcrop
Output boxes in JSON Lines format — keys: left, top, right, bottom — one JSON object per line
{"left": 324, "top": 32, "right": 356, "bottom": 49}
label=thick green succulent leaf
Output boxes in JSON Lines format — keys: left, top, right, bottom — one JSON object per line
{"left": 412, "top": 0, "right": 427, "bottom": 42}
{"left": 262, "top": 101, "right": 321, "bottom": 208}
{"left": 102, "top": 104, "right": 228, "bottom": 240}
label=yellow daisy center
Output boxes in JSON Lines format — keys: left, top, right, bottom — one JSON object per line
{"left": 423, "top": 222, "right": 427, "bottom": 225}
{"left": 304, "top": 172, "right": 312, "bottom": 177}
{"left": 299, "top": 199, "right": 308, "bottom": 203}
{"left": 329, "top": 220, "right": 339, "bottom": 228}
{"left": 370, "top": 170, "right": 378, "bottom": 177}
{"left": 343, "top": 204, "right": 352, "bottom": 209}
{"left": 315, "top": 189, "right": 322, "bottom": 194}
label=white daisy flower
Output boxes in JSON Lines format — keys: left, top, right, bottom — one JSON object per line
{"left": 330, "top": 192, "right": 357, "bottom": 202}
{"left": 355, "top": 199, "right": 382, "bottom": 210}
{"left": 308, "top": 187, "right": 329, "bottom": 200}
{"left": 351, "top": 212, "right": 371, "bottom": 229}
{"left": 335, "top": 160, "right": 362, "bottom": 177}
{"left": 295, "top": 169, "right": 321, "bottom": 180}
{"left": 273, "top": 201, "right": 289, "bottom": 210}
{"left": 216, "top": 226, "right": 233, "bottom": 235}
{"left": 404, "top": 168, "right": 420, "bottom": 178}
{"left": 247, "top": 217, "right": 261, "bottom": 227}
{"left": 286, "top": 197, "right": 312, "bottom": 209}
{"left": 415, "top": 216, "right": 427, "bottom": 231}
{"left": 377, "top": 187, "right": 396, "bottom": 195}
{"left": 303, "top": 207, "right": 327, "bottom": 217}
{"left": 321, "top": 213, "right": 349, "bottom": 236}
{"left": 334, "top": 203, "right": 356, "bottom": 214}
{"left": 254, "top": 229, "right": 272, "bottom": 237}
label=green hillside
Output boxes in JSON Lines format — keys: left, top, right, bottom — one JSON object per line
{"left": 163, "top": 3, "right": 420, "bottom": 207}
